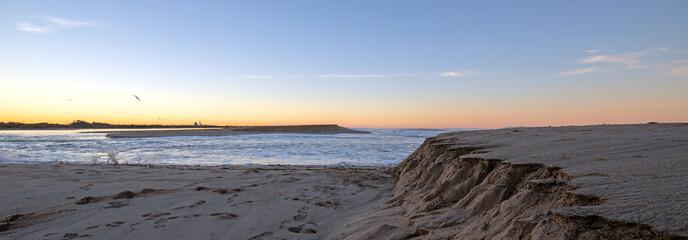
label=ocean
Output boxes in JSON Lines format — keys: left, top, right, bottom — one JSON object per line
{"left": 0, "top": 128, "right": 467, "bottom": 166}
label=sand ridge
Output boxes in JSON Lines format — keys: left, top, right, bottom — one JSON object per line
{"left": 100, "top": 125, "right": 368, "bottom": 138}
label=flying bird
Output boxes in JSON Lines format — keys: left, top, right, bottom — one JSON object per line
{"left": 133, "top": 95, "right": 140, "bottom": 101}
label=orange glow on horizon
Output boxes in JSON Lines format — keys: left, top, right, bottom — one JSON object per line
{"left": 2, "top": 103, "right": 686, "bottom": 129}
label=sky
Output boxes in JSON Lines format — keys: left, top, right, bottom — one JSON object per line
{"left": 1, "top": 1, "right": 687, "bottom": 128}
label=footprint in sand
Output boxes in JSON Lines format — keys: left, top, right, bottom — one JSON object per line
{"left": 44, "top": 232, "right": 91, "bottom": 239}
{"left": 154, "top": 218, "right": 168, "bottom": 224}
{"left": 173, "top": 200, "right": 206, "bottom": 210}
{"left": 227, "top": 194, "right": 239, "bottom": 203}
{"left": 105, "top": 221, "right": 125, "bottom": 227}
{"left": 280, "top": 220, "right": 292, "bottom": 229}
{"left": 280, "top": 220, "right": 317, "bottom": 234}
{"left": 293, "top": 207, "right": 309, "bottom": 221}
{"left": 230, "top": 200, "right": 253, "bottom": 207}
{"left": 210, "top": 212, "right": 238, "bottom": 219}
{"left": 287, "top": 224, "right": 317, "bottom": 234}
{"left": 104, "top": 201, "right": 128, "bottom": 208}
{"left": 212, "top": 188, "right": 229, "bottom": 194}
{"left": 141, "top": 212, "right": 171, "bottom": 218}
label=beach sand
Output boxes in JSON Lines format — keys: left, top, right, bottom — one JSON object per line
{"left": 2, "top": 123, "right": 687, "bottom": 239}
{"left": 0, "top": 165, "right": 393, "bottom": 240}
{"left": 332, "top": 123, "right": 688, "bottom": 239}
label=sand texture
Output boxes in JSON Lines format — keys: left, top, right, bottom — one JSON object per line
{"left": 101, "top": 125, "right": 368, "bottom": 138}
{"left": 331, "top": 123, "right": 688, "bottom": 239}
{"left": 0, "top": 165, "right": 393, "bottom": 240}
{"left": 2, "top": 123, "right": 687, "bottom": 239}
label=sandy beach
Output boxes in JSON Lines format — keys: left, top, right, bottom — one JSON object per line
{"left": 2, "top": 123, "right": 687, "bottom": 239}
{"left": 0, "top": 165, "right": 393, "bottom": 239}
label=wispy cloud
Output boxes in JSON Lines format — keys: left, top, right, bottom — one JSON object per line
{"left": 584, "top": 49, "right": 599, "bottom": 54}
{"left": 240, "top": 74, "right": 275, "bottom": 80}
{"left": 42, "top": 16, "right": 95, "bottom": 27}
{"left": 577, "top": 52, "right": 644, "bottom": 67}
{"left": 15, "top": 16, "right": 97, "bottom": 34}
{"left": 557, "top": 48, "right": 684, "bottom": 77}
{"left": 15, "top": 23, "right": 51, "bottom": 34}
{"left": 556, "top": 67, "right": 599, "bottom": 76}
{"left": 439, "top": 71, "right": 480, "bottom": 77}
{"left": 668, "top": 66, "right": 688, "bottom": 80}
{"left": 316, "top": 74, "right": 392, "bottom": 79}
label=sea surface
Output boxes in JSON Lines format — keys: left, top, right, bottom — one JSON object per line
{"left": 0, "top": 128, "right": 469, "bottom": 166}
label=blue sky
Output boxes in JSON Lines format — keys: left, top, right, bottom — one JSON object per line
{"left": 1, "top": 1, "right": 687, "bottom": 127}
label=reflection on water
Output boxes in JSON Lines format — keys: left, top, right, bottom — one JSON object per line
{"left": 0, "top": 128, "right": 469, "bottom": 166}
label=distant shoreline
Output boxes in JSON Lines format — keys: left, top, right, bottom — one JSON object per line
{"left": 0, "top": 120, "right": 220, "bottom": 130}
{"left": 102, "top": 124, "right": 369, "bottom": 138}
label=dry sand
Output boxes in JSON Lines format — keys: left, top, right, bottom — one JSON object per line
{"left": 2, "top": 123, "right": 687, "bottom": 239}
{"left": 0, "top": 165, "right": 393, "bottom": 240}
{"left": 332, "top": 123, "right": 688, "bottom": 239}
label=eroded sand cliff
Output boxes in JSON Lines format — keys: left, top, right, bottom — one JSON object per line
{"left": 329, "top": 123, "right": 688, "bottom": 239}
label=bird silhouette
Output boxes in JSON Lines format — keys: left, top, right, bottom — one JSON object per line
{"left": 133, "top": 95, "right": 140, "bottom": 101}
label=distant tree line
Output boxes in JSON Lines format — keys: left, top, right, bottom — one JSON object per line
{"left": 0, "top": 120, "right": 220, "bottom": 129}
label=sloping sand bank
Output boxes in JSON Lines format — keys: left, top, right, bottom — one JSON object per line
{"left": 0, "top": 165, "right": 393, "bottom": 240}
{"left": 101, "top": 125, "right": 368, "bottom": 138}
{"left": 330, "top": 123, "right": 688, "bottom": 239}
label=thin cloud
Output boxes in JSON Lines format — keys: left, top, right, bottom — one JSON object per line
{"left": 316, "top": 74, "right": 391, "bottom": 79}
{"left": 558, "top": 48, "right": 683, "bottom": 77}
{"left": 662, "top": 59, "right": 688, "bottom": 80}
{"left": 15, "top": 23, "right": 51, "bottom": 34}
{"left": 557, "top": 67, "right": 599, "bottom": 76}
{"left": 584, "top": 49, "right": 599, "bottom": 54}
{"left": 668, "top": 67, "right": 688, "bottom": 80}
{"left": 42, "top": 16, "right": 95, "bottom": 27}
{"left": 15, "top": 16, "right": 97, "bottom": 34}
{"left": 577, "top": 52, "right": 644, "bottom": 67}
{"left": 439, "top": 71, "right": 480, "bottom": 77}
{"left": 240, "top": 74, "right": 274, "bottom": 80}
